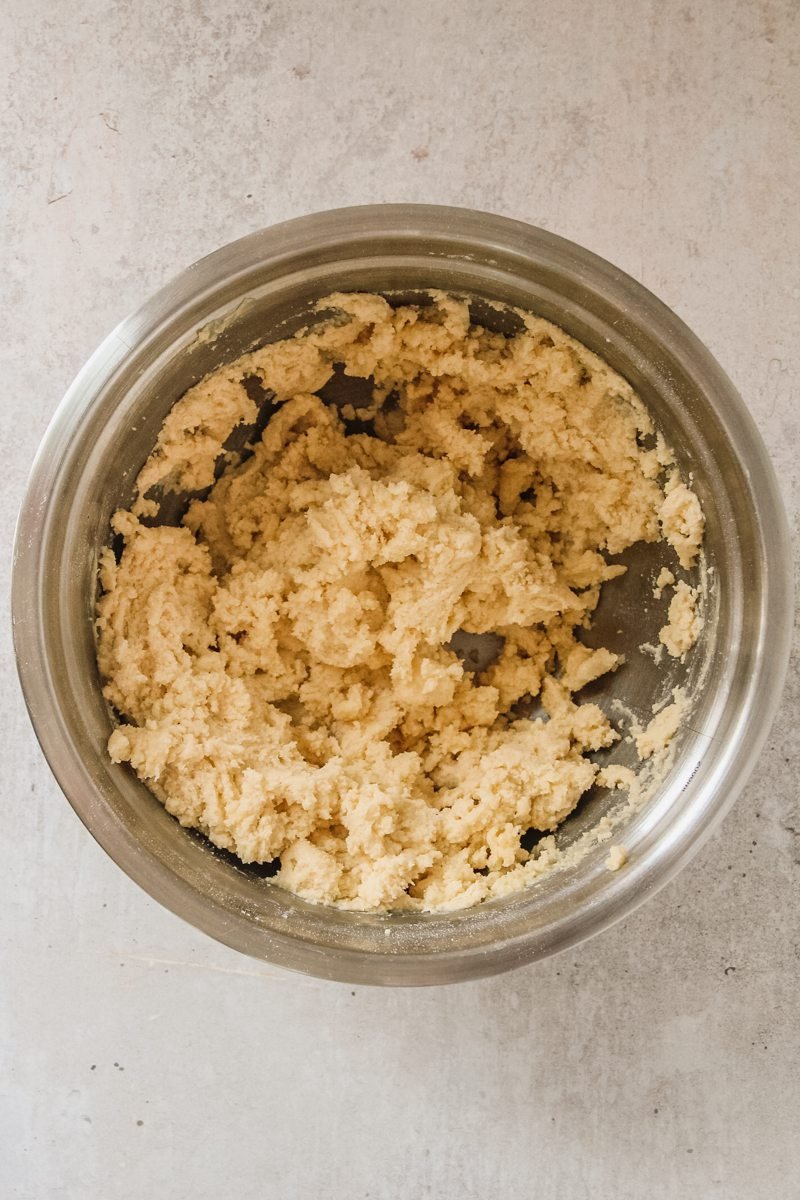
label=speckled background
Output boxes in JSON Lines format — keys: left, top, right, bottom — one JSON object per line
{"left": 2, "top": 2, "right": 798, "bottom": 1197}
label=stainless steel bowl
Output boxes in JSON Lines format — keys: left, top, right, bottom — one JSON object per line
{"left": 12, "top": 205, "right": 792, "bottom": 985}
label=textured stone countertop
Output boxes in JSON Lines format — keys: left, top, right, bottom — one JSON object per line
{"left": 1, "top": 2, "right": 797, "bottom": 1197}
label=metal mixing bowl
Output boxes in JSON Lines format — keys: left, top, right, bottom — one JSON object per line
{"left": 12, "top": 205, "right": 792, "bottom": 985}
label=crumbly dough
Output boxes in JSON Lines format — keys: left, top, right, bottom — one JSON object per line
{"left": 659, "top": 476, "right": 704, "bottom": 570}
{"left": 605, "top": 845, "right": 628, "bottom": 871}
{"left": 96, "top": 292, "right": 705, "bottom": 912}
{"left": 659, "top": 581, "right": 703, "bottom": 659}
{"left": 633, "top": 688, "right": 688, "bottom": 760}
{"left": 653, "top": 566, "right": 675, "bottom": 600}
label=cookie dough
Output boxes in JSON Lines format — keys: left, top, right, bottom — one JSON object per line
{"left": 653, "top": 566, "right": 675, "bottom": 600}
{"left": 96, "top": 292, "right": 705, "bottom": 911}
{"left": 633, "top": 688, "right": 688, "bottom": 760}
{"left": 659, "top": 580, "right": 703, "bottom": 659}
{"left": 605, "top": 845, "right": 629, "bottom": 871}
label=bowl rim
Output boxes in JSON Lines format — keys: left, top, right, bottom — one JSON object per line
{"left": 12, "top": 203, "right": 795, "bottom": 985}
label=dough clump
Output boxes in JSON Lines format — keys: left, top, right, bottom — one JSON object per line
{"left": 97, "top": 293, "right": 704, "bottom": 911}
{"left": 659, "top": 580, "right": 703, "bottom": 659}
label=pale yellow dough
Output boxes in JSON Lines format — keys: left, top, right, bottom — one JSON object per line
{"left": 633, "top": 689, "right": 689, "bottom": 761}
{"left": 605, "top": 845, "right": 629, "bottom": 872}
{"left": 659, "top": 580, "right": 704, "bottom": 659}
{"left": 96, "top": 292, "right": 705, "bottom": 912}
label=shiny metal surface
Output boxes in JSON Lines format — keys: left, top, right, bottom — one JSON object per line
{"left": 12, "top": 205, "right": 793, "bottom": 985}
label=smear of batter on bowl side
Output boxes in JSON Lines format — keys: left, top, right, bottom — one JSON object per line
{"left": 96, "top": 292, "right": 705, "bottom": 911}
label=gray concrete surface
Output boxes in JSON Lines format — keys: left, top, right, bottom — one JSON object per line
{"left": 2, "top": 2, "right": 798, "bottom": 1197}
